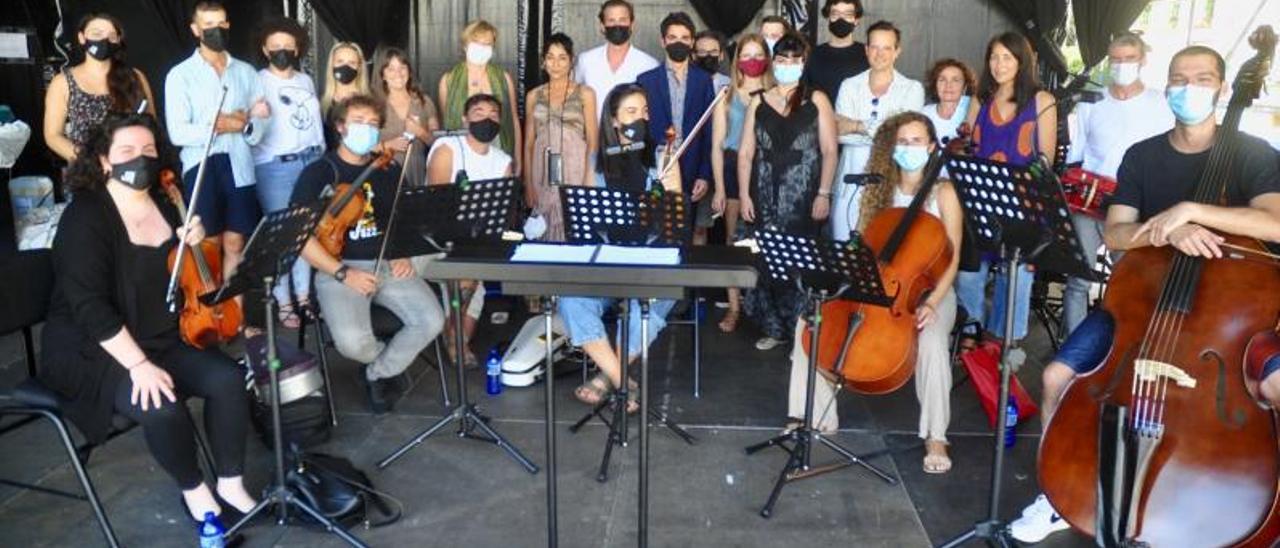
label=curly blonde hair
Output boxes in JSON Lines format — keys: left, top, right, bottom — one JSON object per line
{"left": 857, "top": 111, "right": 938, "bottom": 231}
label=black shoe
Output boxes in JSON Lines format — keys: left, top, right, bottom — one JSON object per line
{"left": 362, "top": 366, "right": 392, "bottom": 415}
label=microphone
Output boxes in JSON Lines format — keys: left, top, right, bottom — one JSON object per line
{"left": 432, "top": 129, "right": 470, "bottom": 138}
{"left": 844, "top": 173, "right": 884, "bottom": 186}
{"left": 605, "top": 142, "right": 647, "bottom": 156}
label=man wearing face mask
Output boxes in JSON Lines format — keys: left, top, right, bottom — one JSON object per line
{"left": 637, "top": 11, "right": 717, "bottom": 232}
{"left": 165, "top": 1, "right": 270, "bottom": 289}
{"left": 803, "top": 0, "right": 870, "bottom": 101}
{"left": 575, "top": 0, "right": 659, "bottom": 116}
{"left": 1009, "top": 45, "right": 1280, "bottom": 543}
{"left": 693, "top": 30, "right": 731, "bottom": 93}
{"left": 1059, "top": 33, "right": 1173, "bottom": 334}
{"left": 291, "top": 95, "right": 445, "bottom": 415}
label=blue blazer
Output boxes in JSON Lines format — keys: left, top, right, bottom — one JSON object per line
{"left": 636, "top": 63, "right": 716, "bottom": 197}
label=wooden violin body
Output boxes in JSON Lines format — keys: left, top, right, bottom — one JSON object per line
{"left": 314, "top": 181, "right": 366, "bottom": 257}
{"left": 803, "top": 206, "right": 953, "bottom": 394}
{"left": 161, "top": 172, "right": 241, "bottom": 349}
{"left": 1038, "top": 236, "right": 1280, "bottom": 546}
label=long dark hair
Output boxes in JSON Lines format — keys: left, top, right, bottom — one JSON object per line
{"left": 772, "top": 31, "right": 812, "bottom": 113}
{"left": 978, "top": 32, "right": 1040, "bottom": 114}
{"left": 65, "top": 113, "right": 160, "bottom": 193}
{"left": 75, "top": 13, "right": 145, "bottom": 112}
{"left": 596, "top": 84, "right": 655, "bottom": 181}
{"left": 372, "top": 47, "right": 427, "bottom": 105}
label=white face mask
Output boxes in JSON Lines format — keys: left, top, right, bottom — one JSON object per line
{"left": 1110, "top": 62, "right": 1141, "bottom": 87}
{"left": 467, "top": 43, "right": 494, "bottom": 65}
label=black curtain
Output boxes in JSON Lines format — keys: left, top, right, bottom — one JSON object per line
{"left": 690, "top": 0, "right": 769, "bottom": 39}
{"left": 1073, "top": 0, "right": 1153, "bottom": 69}
{"left": 989, "top": 0, "right": 1071, "bottom": 81}
{"left": 308, "top": 0, "right": 410, "bottom": 62}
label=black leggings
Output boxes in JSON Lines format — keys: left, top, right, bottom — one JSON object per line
{"left": 113, "top": 344, "right": 248, "bottom": 490}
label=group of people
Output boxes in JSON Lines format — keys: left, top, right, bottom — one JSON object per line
{"left": 32, "top": 0, "right": 1280, "bottom": 543}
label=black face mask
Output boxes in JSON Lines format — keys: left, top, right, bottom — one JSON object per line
{"left": 469, "top": 119, "right": 501, "bottom": 143}
{"left": 84, "top": 38, "right": 116, "bottom": 61}
{"left": 333, "top": 65, "right": 358, "bottom": 84}
{"left": 694, "top": 56, "right": 720, "bottom": 74}
{"left": 829, "top": 19, "right": 856, "bottom": 39}
{"left": 604, "top": 25, "right": 631, "bottom": 46}
{"left": 200, "top": 27, "right": 229, "bottom": 52}
{"left": 665, "top": 42, "right": 692, "bottom": 63}
{"left": 110, "top": 155, "right": 161, "bottom": 191}
{"left": 619, "top": 119, "right": 648, "bottom": 142}
{"left": 268, "top": 49, "right": 297, "bottom": 70}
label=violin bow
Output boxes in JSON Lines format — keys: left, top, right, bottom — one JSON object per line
{"left": 373, "top": 132, "right": 417, "bottom": 279}
{"left": 657, "top": 86, "right": 731, "bottom": 182}
{"left": 165, "top": 86, "right": 229, "bottom": 311}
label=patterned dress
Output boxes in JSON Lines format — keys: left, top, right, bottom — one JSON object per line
{"left": 528, "top": 83, "right": 589, "bottom": 242}
{"left": 63, "top": 68, "right": 114, "bottom": 149}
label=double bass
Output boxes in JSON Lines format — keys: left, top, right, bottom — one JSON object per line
{"left": 802, "top": 151, "right": 954, "bottom": 394}
{"left": 1038, "top": 27, "right": 1280, "bottom": 547}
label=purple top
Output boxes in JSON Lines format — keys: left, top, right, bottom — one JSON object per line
{"left": 973, "top": 98, "right": 1040, "bottom": 167}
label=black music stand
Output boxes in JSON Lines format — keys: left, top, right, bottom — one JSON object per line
{"left": 560, "top": 186, "right": 695, "bottom": 485}
{"left": 206, "top": 206, "right": 366, "bottom": 547}
{"left": 742, "top": 229, "right": 898, "bottom": 518}
{"left": 375, "top": 180, "right": 539, "bottom": 476}
{"left": 938, "top": 155, "right": 1093, "bottom": 548}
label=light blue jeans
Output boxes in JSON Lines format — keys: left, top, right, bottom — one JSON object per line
{"left": 1062, "top": 213, "right": 1105, "bottom": 334}
{"left": 254, "top": 147, "right": 321, "bottom": 304}
{"left": 559, "top": 297, "right": 676, "bottom": 360}
{"left": 955, "top": 260, "right": 1033, "bottom": 341}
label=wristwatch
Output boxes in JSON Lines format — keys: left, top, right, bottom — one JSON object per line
{"left": 334, "top": 265, "right": 349, "bottom": 282}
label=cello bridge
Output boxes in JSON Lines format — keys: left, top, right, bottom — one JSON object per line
{"left": 1133, "top": 359, "right": 1197, "bottom": 389}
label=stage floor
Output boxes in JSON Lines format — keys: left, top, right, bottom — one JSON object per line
{"left": 0, "top": 299, "right": 1095, "bottom": 547}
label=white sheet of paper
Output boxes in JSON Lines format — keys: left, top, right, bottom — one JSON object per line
{"left": 594, "top": 245, "right": 681, "bottom": 266}
{"left": 510, "top": 243, "right": 597, "bottom": 264}
{"left": 0, "top": 33, "right": 29, "bottom": 59}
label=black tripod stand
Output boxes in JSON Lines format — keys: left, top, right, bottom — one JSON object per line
{"left": 743, "top": 229, "right": 898, "bottom": 518}
{"left": 937, "top": 156, "right": 1094, "bottom": 547}
{"left": 213, "top": 206, "right": 367, "bottom": 547}
{"left": 375, "top": 178, "right": 539, "bottom": 473}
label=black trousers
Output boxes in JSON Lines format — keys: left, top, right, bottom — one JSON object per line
{"left": 112, "top": 344, "right": 248, "bottom": 490}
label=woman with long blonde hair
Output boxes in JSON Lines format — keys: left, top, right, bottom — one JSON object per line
{"left": 321, "top": 42, "right": 371, "bottom": 149}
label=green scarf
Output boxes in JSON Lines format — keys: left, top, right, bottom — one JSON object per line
{"left": 444, "top": 62, "right": 515, "bottom": 157}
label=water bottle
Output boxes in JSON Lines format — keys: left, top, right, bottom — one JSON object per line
{"left": 485, "top": 347, "right": 503, "bottom": 395}
{"left": 1004, "top": 394, "right": 1019, "bottom": 448}
{"left": 198, "top": 511, "right": 225, "bottom": 548}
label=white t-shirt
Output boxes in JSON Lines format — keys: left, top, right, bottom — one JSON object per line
{"left": 1068, "top": 87, "right": 1174, "bottom": 178}
{"left": 575, "top": 43, "right": 659, "bottom": 115}
{"left": 252, "top": 69, "right": 325, "bottom": 165}
{"left": 427, "top": 136, "right": 513, "bottom": 182}
{"left": 921, "top": 97, "right": 970, "bottom": 145}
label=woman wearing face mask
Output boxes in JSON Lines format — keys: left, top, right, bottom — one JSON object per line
{"left": 43, "top": 13, "right": 156, "bottom": 161}
{"left": 320, "top": 42, "right": 371, "bottom": 150}
{"left": 523, "top": 33, "right": 598, "bottom": 242}
{"left": 921, "top": 58, "right": 976, "bottom": 145}
{"left": 438, "top": 20, "right": 522, "bottom": 172}
{"left": 709, "top": 33, "right": 772, "bottom": 333}
{"left": 373, "top": 47, "right": 438, "bottom": 187}
{"left": 252, "top": 17, "right": 325, "bottom": 327}
{"left": 40, "top": 114, "right": 257, "bottom": 523}
{"left": 737, "top": 32, "right": 838, "bottom": 352}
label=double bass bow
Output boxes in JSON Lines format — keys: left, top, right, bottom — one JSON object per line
{"left": 1038, "top": 26, "right": 1280, "bottom": 547}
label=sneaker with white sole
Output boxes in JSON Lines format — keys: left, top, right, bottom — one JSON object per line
{"left": 1010, "top": 494, "right": 1070, "bottom": 543}
{"left": 755, "top": 336, "right": 783, "bottom": 350}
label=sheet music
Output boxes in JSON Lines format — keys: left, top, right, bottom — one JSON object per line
{"left": 511, "top": 243, "right": 597, "bottom": 264}
{"left": 594, "top": 245, "right": 681, "bottom": 266}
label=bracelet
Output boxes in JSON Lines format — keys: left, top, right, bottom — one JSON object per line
{"left": 817, "top": 192, "right": 832, "bottom": 199}
{"left": 126, "top": 357, "right": 147, "bottom": 370}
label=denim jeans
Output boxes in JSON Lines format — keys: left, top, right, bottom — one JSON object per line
{"left": 255, "top": 148, "right": 321, "bottom": 304}
{"left": 1062, "top": 213, "right": 1105, "bottom": 334}
{"left": 1055, "top": 309, "right": 1114, "bottom": 374}
{"left": 956, "top": 259, "right": 1033, "bottom": 340}
{"left": 559, "top": 297, "right": 676, "bottom": 360}
{"left": 314, "top": 259, "right": 445, "bottom": 381}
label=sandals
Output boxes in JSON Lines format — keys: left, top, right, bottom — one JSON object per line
{"left": 277, "top": 302, "right": 302, "bottom": 329}
{"left": 718, "top": 308, "right": 741, "bottom": 333}
{"left": 923, "top": 439, "right": 952, "bottom": 474}
{"left": 445, "top": 340, "right": 479, "bottom": 370}
{"left": 574, "top": 373, "right": 640, "bottom": 414}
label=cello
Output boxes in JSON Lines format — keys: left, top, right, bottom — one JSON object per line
{"left": 160, "top": 171, "right": 242, "bottom": 349}
{"left": 1038, "top": 27, "right": 1280, "bottom": 547}
{"left": 802, "top": 151, "right": 954, "bottom": 394}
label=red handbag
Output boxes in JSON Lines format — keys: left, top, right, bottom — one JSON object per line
{"left": 959, "top": 340, "right": 1039, "bottom": 429}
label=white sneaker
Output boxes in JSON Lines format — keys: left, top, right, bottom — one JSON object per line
{"left": 755, "top": 336, "right": 782, "bottom": 351}
{"left": 1010, "top": 494, "right": 1070, "bottom": 543}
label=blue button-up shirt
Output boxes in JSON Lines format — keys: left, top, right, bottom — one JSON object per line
{"left": 164, "top": 50, "right": 267, "bottom": 188}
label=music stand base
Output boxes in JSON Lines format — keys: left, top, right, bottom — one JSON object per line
{"left": 936, "top": 519, "right": 1015, "bottom": 548}
{"left": 225, "top": 482, "right": 368, "bottom": 547}
{"left": 376, "top": 403, "right": 539, "bottom": 473}
{"left": 745, "top": 428, "right": 897, "bottom": 518}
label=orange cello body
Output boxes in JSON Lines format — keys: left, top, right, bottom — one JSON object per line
{"left": 802, "top": 207, "right": 953, "bottom": 395}
{"left": 160, "top": 172, "right": 242, "bottom": 349}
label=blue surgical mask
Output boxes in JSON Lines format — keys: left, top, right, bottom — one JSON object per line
{"left": 773, "top": 63, "right": 804, "bottom": 85}
{"left": 343, "top": 122, "right": 380, "bottom": 155}
{"left": 1165, "top": 84, "right": 1217, "bottom": 125}
{"left": 893, "top": 145, "right": 930, "bottom": 172}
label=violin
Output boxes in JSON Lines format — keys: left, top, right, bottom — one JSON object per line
{"left": 160, "top": 170, "right": 242, "bottom": 349}
{"left": 1038, "top": 27, "right": 1280, "bottom": 547}
{"left": 314, "top": 148, "right": 396, "bottom": 257}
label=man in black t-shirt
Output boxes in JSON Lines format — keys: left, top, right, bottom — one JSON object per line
{"left": 1010, "top": 45, "right": 1280, "bottom": 543}
{"left": 292, "top": 95, "right": 445, "bottom": 414}
{"left": 802, "top": 0, "right": 870, "bottom": 100}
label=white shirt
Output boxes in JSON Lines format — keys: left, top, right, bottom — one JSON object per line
{"left": 922, "top": 98, "right": 971, "bottom": 145}
{"left": 1068, "top": 87, "right": 1173, "bottom": 178}
{"left": 253, "top": 69, "right": 325, "bottom": 164}
{"left": 575, "top": 43, "right": 659, "bottom": 115}
{"left": 427, "top": 136, "right": 513, "bottom": 181}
